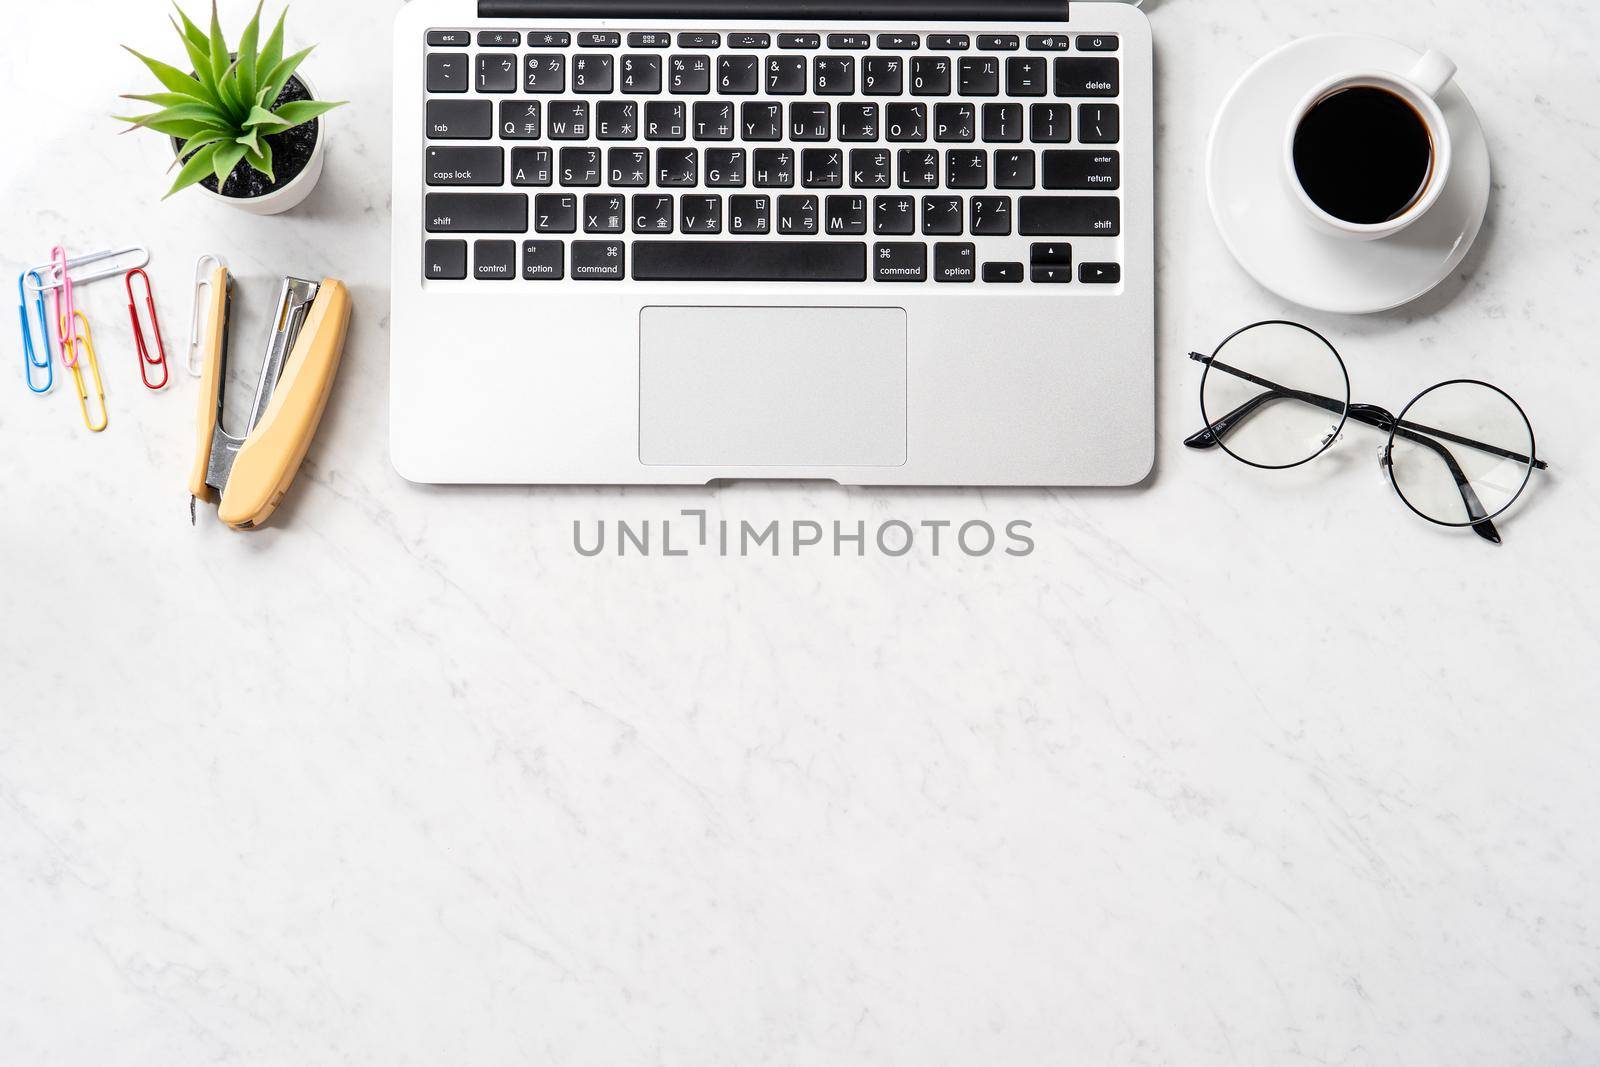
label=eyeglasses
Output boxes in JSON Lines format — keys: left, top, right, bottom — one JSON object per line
{"left": 1185, "top": 320, "right": 1548, "bottom": 545}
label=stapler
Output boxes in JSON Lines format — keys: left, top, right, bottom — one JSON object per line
{"left": 188, "top": 265, "right": 353, "bottom": 530}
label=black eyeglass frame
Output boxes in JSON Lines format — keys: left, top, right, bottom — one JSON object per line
{"left": 1186, "top": 320, "right": 1548, "bottom": 546}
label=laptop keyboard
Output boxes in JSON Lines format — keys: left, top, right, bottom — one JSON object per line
{"left": 421, "top": 28, "right": 1125, "bottom": 284}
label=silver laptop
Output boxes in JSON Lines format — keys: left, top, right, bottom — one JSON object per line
{"left": 390, "top": 0, "right": 1154, "bottom": 486}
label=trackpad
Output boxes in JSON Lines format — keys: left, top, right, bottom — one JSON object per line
{"left": 639, "top": 306, "right": 908, "bottom": 467}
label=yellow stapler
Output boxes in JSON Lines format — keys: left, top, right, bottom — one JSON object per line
{"left": 188, "top": 266, "right": 353, "bottom": 530}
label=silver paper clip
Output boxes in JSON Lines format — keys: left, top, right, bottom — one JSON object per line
{"left": 24, "top": 246, "right": 151, "bottom": 293}
{"left": 188, "top": 254, "right": 228, "bottom": 378}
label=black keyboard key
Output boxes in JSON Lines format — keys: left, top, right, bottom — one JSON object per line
{"left": 927, "top": 34, "right": 970, "bottom": 51}
{"left": 767, "top": 56, "right": 807, "bottom": 95}
{"left": 779, "top": 33, "right": 821, "bottom": 49}
{"left": 898, "top": 149, "right": 940, "bottom": 188}
{"left": 1026, "top": 34, "right": 1072, "bottom": 51}
{"left": 427, "top": 53, "right": 468, "bottom": 93}
{"left": 1054, "top": 58, "right": 1120, "bottom": 97}
{"left": 572, "top": 54, "right": 614, "bottom": 93}
{"left": 921, "top": 196, "right": 962, "bottom": 236}
{"left": 829, "top": 33, "right": 870, "bottom": 50}
{"left": 849, "top": 148, "right": 892, "bottom": 189}
{"left": 839, "top": 103, "right": 880, "bottom": 142}
{"left": 547, "top": 101, "right": 590, "bottom": 139}
{"left": 1042, "top": 149, "right": 1120, "bottom": 189}
{"left": 632, "top": 193, "right": 675, "bottom": 233}
{"left": 801, "top": 148, "right": 844, "bottom": 188}
{"left": 425, "top": 193, "right": 527, "bottom": 233}
{"left": 680, "top": 194, "right": 723, "bottom": 234}
{"left": 628, "top": 32, "right": 672, "bottom": 49}
{"left": 874, "top": 242, "right": 926, "bottom": 282}
{"left": 608, "top": 148, "right": 650, "bottom": 186}
{"left": 978, "top": 34, "right": 1020, "bottom": 51}
{"left": 1031, "top": 242, "right": 1073, "bottom": 267}
{"left": 585, "top": 193, "right": 628, "bottom": 233}
{"left": 983, "top": 261, "right": 1023, "bottom": 283}
{"left": 718, "top": 56, "right": 760, "bottom": 94}
{"left": 877, "top": 33, "right": 921, "bottom": 51}
{"left": 741, "top": 102, "right": 784, "bottom": 141}
{"left": 534, "top": 193, "right": 577, "bottom": 232}
{"left": 754, "top": 148, "right": 796, "bottom": 187}
{"left": 656, "top": 147, "right": 698, "bottom": 186}
{"left": 1031, "top": 103, "right": 1072, "bottom": 143}
{"left": 678, "top": 32, "right": 721, "bottom": 49}
{"left": 1018, "top": 196, "right": 1121, "bottom": 236}
{"left": 669, "top": 55, "right": 712, "bottom": 94}
{"left": 777, "top": 195, "right": 819, "bottom": 234}
{"left": 934, "top": 242, "right": 976, "bottom": 282}
{"left": 1032, "top": 263, "right": 1072, "bottom": 284}
{"left": 790, "top": 103, "right": 832, "bottom": 141}
{"left": 1079, "top": 104, "right": 1121, "bottom": 144}
{"left": 646, "top": 100, "right": 687, "bottom": 140}
{"left": 526, "top": 31, "right": 571, "bottom": 48}
{"left": 497, "top": 100, "right": 542, "bottom": 139}
{"left": 521, "top": 243, "right": 566, "bottom": 281}
{"left": 815, "top": 57, "right": 856, "bottom": 95}
{"left": 982, "top": 103, "right": 1023, "bottom": 143}
{"left": 426, "top": 145, "right": 504, "bottom": 186}
{"left": 693, "top": 101, "right": 736, "bottom": 141}
{"left": 424, "top": 239, "right": 467, "bottom": 280}
{"left": 474, "top": 239, "right": 517, "bottom": 280}
{"left": 946, "top": 149, "right": 987, "bottom": 189}
{"left": 579, "top": 31, "right": 621, "bottom": 48}
{"left": 510, "top": 146, "right": 553, "bottom": 186}
{"left": 705, "top": 148, "right": 747, "bottom": 187}
{"left": 428, "top": 99, "right": 492, "bottom": 139}
{"left": 863, "top": 56, "right": 904, "bottom": 96}
{"left": 1077, "top": 34, "right": 1120, "bottom": 52}
{"left": 826, "top": 195, "right": 868, "bottom": 234}
{"left": 523, "top": 54, "right": 566, "bottom": 93}
{"left": 597, "top": 100, "right": 639, "bottom": 140}
{"left": 1080, "top": 262, "right": 1122, "bottom": 283}
{"left": 558, "top": 147, "right": 601, "bottom": 186}
{"left": 730, "top": 33, "right": 772, "bottom": 49}
{"left": 874, "top": 195, "right": 916, "bottom": 235}
{"left": 911, "top": 56, "right": 952, "bottom": 97}
{"left": 885, "top": 103, "right": 927, "bottom": 142}
{"left": 476, "top": 53, "right": 519, "bottom": 93}
{"left": 933, "top": 103, "right": 975, "bottom": 142}
{"left": 633, "top": 241, "right": 866, "bottom": 282}
{"left": 620, "top": 55, "right": 663, "bottom": 94}
{"left": 958, "top": 57, "right": 1000, "bottom": 96}
{"left": 478, "top": 30, "right": 520, "bottom": 48}
{"left": 426, "top": 31, "right": 470, "bottom": 47}
{"left": 572, "top": 241, "right": 625, "bottom": 280}
{"left": 971, "top": 196, "right": 1012, "bottom": 235}
{"left": 1007, "top": 57, "right": 1049, "bottom": 97}
{"left": 995, "top": 149, "right": 1037, "bottom": 189}
{"left": 729, "top": 195, "right": 771, "bottom": 234}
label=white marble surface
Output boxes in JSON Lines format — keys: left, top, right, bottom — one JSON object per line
{"left": 3, "top": 1, "right": 1599, "bottom": 1063}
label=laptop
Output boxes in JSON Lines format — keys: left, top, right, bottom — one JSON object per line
{"left": 391, "top": 0, "right": 1154, "bottom": 486}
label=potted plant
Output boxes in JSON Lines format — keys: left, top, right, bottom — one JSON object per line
{"left": 117, "top": 2, "right": 345, "bottom": 215}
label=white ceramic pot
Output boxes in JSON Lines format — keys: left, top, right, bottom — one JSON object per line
{"left": 183, "top": 73, "right": 329, "bottom": 216}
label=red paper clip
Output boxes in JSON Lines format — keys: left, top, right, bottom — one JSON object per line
{"left": 125, "top": 267, "right": 169, "bottom": 390}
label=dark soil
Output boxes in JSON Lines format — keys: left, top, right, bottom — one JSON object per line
{"left": 171, "top": 74, "right": 320, "bottom": 200}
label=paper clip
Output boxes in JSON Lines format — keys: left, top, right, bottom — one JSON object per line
{"left": 24, "top": 245, "right": 151, "bottom": 294}
{"left": 50, "top": 246, "right": 77, "bottom": 367}
{"left": 187, "top": 254, "right": 227, "bottom": 377}
{"left": 18, "top": 271, "right": 54, "bottom": 394}
{"left": 125, "top": 267, "right": 169, "bottom": 390}
{"left": 64, "top": 311, "right": 108, "bottom": 433}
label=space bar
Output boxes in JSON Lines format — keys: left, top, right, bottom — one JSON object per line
{"left": 632, "top": 241, "right": 868, "bottom": 282}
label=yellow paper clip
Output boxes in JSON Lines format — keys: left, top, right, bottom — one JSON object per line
{"left": 65, "top": 311, "right": 108, "bottom": 433}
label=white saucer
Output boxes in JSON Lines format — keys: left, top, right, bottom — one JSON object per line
{"left": 1206, "top": 34, "right": 1492, "bottom": 315}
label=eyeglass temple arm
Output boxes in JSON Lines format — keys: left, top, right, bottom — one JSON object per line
{"left": 1185, "top": 356, "right": 1505, "bottom": 544}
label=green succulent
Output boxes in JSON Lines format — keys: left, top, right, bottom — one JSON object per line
{"left": 117, "top": 2, "right": 346, "bottom": 198}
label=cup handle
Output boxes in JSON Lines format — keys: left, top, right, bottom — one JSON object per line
{"left": 1408, "top": 49, "right": 1457, "bottom": 98}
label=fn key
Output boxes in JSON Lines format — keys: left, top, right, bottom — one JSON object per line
{"left": 424, "top": 239, "right": 467, "bottom": 280}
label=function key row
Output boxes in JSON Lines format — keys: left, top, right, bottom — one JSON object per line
{"left": 426, "top": 30, "right": 1120, "bottom": 52}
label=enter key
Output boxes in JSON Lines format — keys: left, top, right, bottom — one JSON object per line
{"left": 1042, "top": 150, "right": 1120, "bottom": 191}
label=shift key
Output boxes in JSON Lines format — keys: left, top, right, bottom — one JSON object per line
{"left": 426, "top": 193, "right": 528, "bottom": 233}
{"left": 1018, "top": 196, "right": 1120, "bottom": 236}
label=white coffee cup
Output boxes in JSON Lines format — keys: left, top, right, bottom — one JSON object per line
{"left": 1283, "top": 50, "right": 1457, "bottom": 241}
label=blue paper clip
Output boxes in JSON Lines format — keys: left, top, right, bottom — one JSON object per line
{"left": 18, "top": 270, "right": 53, "bottom": 394}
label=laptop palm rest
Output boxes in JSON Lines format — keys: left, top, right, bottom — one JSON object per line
{"left": 639, "top": 306, "right": 909, "bottom": 468}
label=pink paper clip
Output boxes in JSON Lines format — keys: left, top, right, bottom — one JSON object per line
{"left": 125, "top": 267, "right": 169, "bottom": 390}
{"left": 50, "top": 246, "right": 77, "bottom": 368}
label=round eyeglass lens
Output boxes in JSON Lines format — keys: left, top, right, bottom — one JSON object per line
{"left": 1200, "top": 321, "right": 1351, "bottom": 469}
{"left": 1387, "top": 381, "right": 1536, "bottom": 527}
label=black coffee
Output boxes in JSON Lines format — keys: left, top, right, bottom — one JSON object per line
{"left": 1292, "top": 86, "right": 1434, "bottom": 226}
